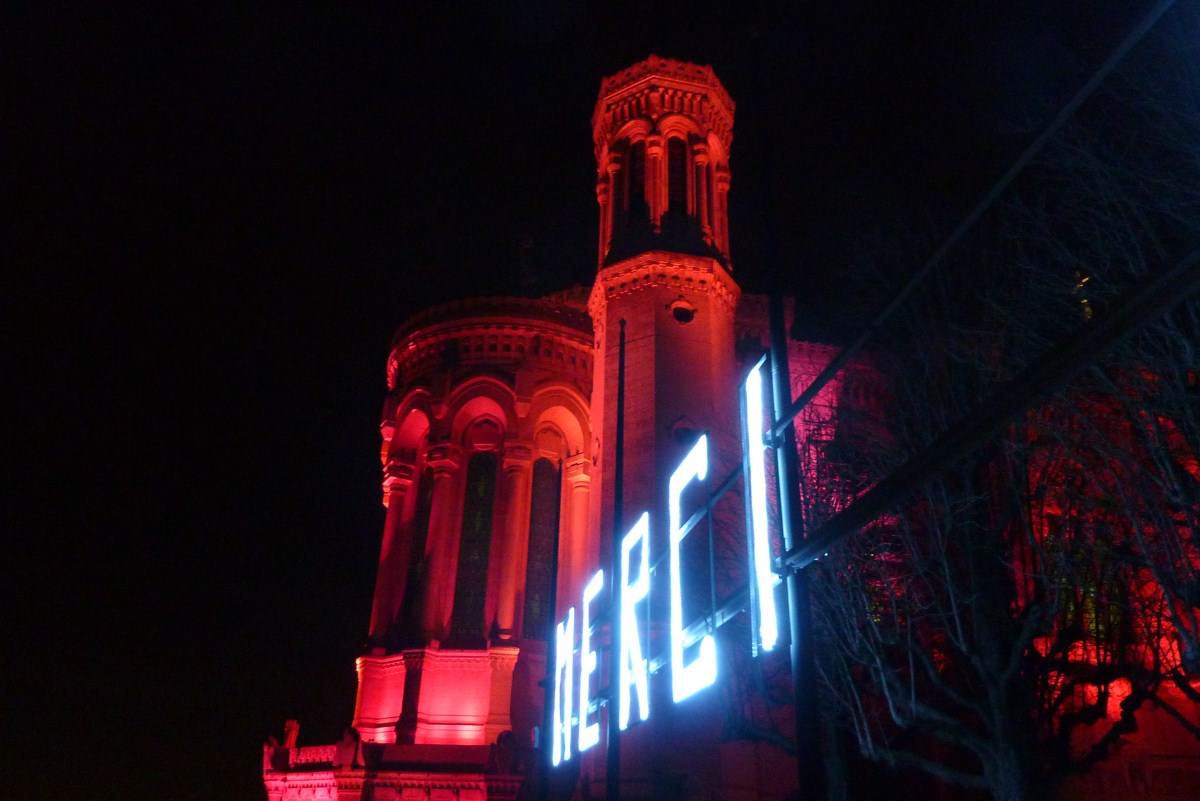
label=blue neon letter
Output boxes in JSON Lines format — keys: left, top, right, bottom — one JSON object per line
{"left": 743, "top": 361, "right": 779, "bottom": 651}
{"left": 619, "top": 512, "right": 651, "bottom": 729}
{"left": 578, "top": 570, "right": 603, "bottom": 752}
{"left": 669, "top": 434, "right": 718, "bottom": 703}
{"left": 552, "top": 607, "right": 575, "bottom": 765}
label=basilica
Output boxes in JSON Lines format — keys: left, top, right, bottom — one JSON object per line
{"left": 262, "top": 54, "right": 818, "bottom": 801}
{"left": 262, "top": 55, "right": 1200, "bottom": 801}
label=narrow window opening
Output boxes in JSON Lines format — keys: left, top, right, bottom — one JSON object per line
{"left": 448, "top": 451, "right": 498, "bottom": 647}
{"left": 628, "top": 141, "right": 647, "bottom": 226}
{"left": 522, "top": 458, "right": 560, "bottom": 639}
{"left": 667, "top": 138, "right": 688, "bottom": 225}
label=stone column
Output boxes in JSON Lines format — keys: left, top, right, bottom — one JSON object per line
{"left": 493, "top": 444, "right": 532, "bottom": 639}
{"left": 645, "top": 133, "right": 665, "bottom": 230}
{"left": 714, "top": 164, "right": 731, "bottom": 257}
{"left": 599, "top": 151, "right": 621, "bottom": 264}
{"left": 422, "top": 444, "right": 462, "bottom": 643}
{"left": 368, "top": 461, "right": 415, "bottom": 647}
{"left": 694, "top": 145, "right": 711, "bottom": 240}
{"left": 597, "top": 177, "right": 610, "bottom": 265}
{"left": 562, "top": 453, "right": 594, "bottom": 608}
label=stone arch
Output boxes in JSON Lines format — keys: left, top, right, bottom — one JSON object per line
{"left": 368, "top": 397, "right": 436, "bottom": 650}
{"left": 448, "top": 379, "right": 517, "bottom": 449}
{"left": 519, "top": 388, "right": 595, "bottom": 621}
{"left": 387, "top": 403, "right": 432, "bottom": 466}
{"left": 656, "top": 113, "right": 704, "bottom": 141}
{"left": 524, "top": 386, "right": 590, "bottom": 458}
{"left": 657, "top": 115, "right": 706, "bottom": 231}
{"left": 607, "top": 120, "right": 655, "bottom": 250}
{"left": 615, "top": 117, "right": 654, "bottom": 144}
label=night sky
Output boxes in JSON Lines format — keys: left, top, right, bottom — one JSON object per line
{"left": 9, "top": 3, "right": 1158, "bottom": 799}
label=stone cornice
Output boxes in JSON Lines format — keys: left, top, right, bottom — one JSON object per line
{"left": 593, "top": 55, "right": 734, "bottom": 151}
{"left": 391, "top": 297, "right": 592, "bottom": 352}
{"left": 589, "top": 251, "right": 741, "bottom": 320}
{"left": 388, "top": 303, "right": 595, "bottom": 391}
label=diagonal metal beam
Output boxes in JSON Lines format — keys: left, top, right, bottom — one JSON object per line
{"left": 782, "top": 247, "right": 1200, "bottom": 572}
{"left": 771, "top": 0, "right": 1177, "bottom": 442}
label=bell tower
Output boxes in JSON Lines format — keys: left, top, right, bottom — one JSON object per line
{"left": 593, "top": 56, "right": 734, "bottom": 268}
{"left": 585, "top": 54, "right": 742, "bottom": 797}
{"left": 589, "top": 55, "right": 741, "bottom": 558}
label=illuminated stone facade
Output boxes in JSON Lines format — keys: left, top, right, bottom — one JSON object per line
{"left": 263, "top": 54, "right": 806, "bottom": 801}
{"left": 261, "top": 54, "right": 1200, "bottom": 801}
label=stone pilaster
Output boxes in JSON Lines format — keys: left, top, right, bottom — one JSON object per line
{"left": 422, "top": 444, "right": 462, "bottom": 643}
{"left": 369, "top": 461, "right": 416, "bottom": 644}
{"left": 493, "top": 444, "right": 533, "bottom": 639}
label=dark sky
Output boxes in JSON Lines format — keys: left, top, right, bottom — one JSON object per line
{"left": 8, "top": 2, "right": 1157, "bottom": 799}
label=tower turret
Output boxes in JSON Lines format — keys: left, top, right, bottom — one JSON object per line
{"left": 590, "top": 57, "right": 741, "bottom": 554}
{"left": 586, "top": 59, "right": 741, "bottom": 794}
{"left": 593, "top": 55, "right": 735, "bottom": 267}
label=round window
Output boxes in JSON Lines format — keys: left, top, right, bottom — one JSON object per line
{"left": 670, "top": 300, "right": 696, "bottom": 324}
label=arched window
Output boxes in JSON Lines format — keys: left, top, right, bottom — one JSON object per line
{"left": 449, "top": 451, "right": 498, "bottom": 645}
{"left": 522, "top": 458, "right": 560, "bottom": 639}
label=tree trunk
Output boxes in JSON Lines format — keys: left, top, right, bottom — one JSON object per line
{"left": 985, "top": 744, "right": 1030, "bottom": 801}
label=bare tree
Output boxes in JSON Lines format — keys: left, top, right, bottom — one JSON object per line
{"left": 802, "top": 8, "right": 1200, "bottom": 800}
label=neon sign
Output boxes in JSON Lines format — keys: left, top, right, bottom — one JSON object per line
{"left": 618, "top": 512, "right": 650, "bottom": 730}
{"left": 551, "top": 607, "right": 574, "bottom": 766}
{"left": 742, "top": 358, "right": 780, "bottom": 653}
{"left": 552, "top": 361, "right": 779, "bottom": 759}
{"left": 669, "top": 435, "right": 718, "bottom": 703}
{"left": 577, "top": 570, "right": 603, "bottom": 753}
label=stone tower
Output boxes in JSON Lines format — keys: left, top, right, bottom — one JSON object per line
{"left": 585, "top": 55, "right": 743, "bottom": 796}
{"left": 266, "top": 56, "right": 785, "bottom": 801}
{"left": 588, "top": 54, "right": 741, "bottom": 577}
{"left": 352, "top": 295, "right": 595, "bottom": 747}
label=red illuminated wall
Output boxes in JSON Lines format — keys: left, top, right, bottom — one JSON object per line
{"left": 263, "top": 56, "right": 813, "bottom": 801}
{"left": 263, "top": 55, "right": 1200, "bottom": 801}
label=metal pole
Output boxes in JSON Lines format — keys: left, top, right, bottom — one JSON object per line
{"left": 606, "top": 319, "right": 627, "bottom": 801}
{"left": 540, "top": 460, "right": 565, "bottom": 801}
{"left": 769, "top": 295, "right": 825, "bottom": 801}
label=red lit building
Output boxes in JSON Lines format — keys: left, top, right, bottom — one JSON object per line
{"left": 262, "top": 56, "right": 1200, "bottom": 801}
{"left": 263, "top": 54, "right": 816, "bottom": 801}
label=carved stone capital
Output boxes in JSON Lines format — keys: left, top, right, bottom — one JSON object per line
{"left": 425, "top": 443, "right": 462, "bottom": 473}
{"left": 383, "top": 460, "right": 416, "bottom": 489}
{"left": 564, "top": 453, "right": 592, "bottom": 485}
{"left": 502, "top": 443, "right": 533, "bottom": 472}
